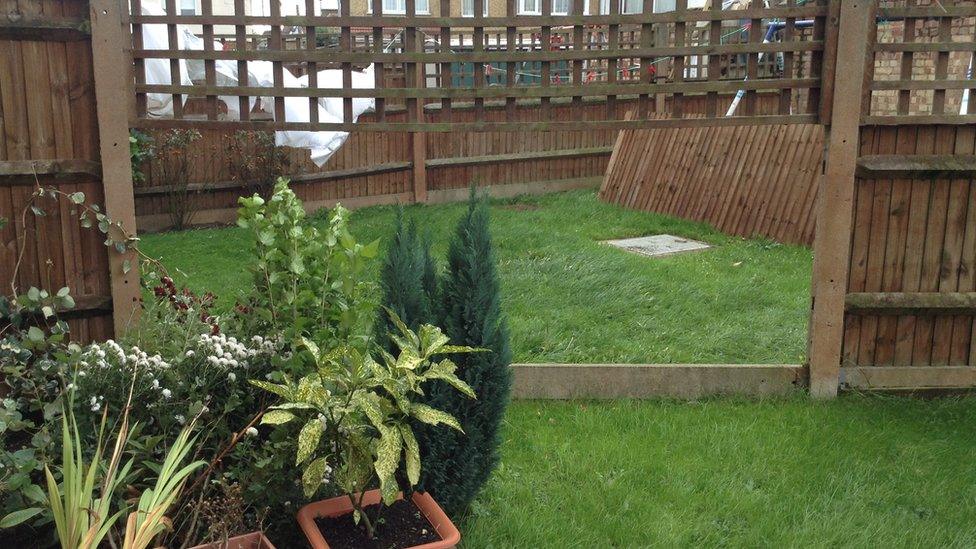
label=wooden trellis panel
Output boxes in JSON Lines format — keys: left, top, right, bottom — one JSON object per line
{"left": 865, "top": 2, "right": 976, "bottom": 125}
{"left": 125, "top": 1, "right": 830, "bottom": 132}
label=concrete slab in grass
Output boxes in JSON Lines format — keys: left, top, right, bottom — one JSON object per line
{"left": 605, "top": 234, "right": 711, "bottom": 258}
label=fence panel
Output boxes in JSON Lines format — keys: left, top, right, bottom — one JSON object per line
{"left": 134, "top": 98, "right": 621, "bottom": 230}
{"left": 125, "top": 2, "right": 830, "bottom": 132}
{"left": 599, "top": 95, "right": 824, "bottom": 246}
{"left": 827, "top": 1, "right": 976, "bottom": 392}
{"left": 842, "top": 123, "right": 976, "bottom": 370}
{"left": 0, "top": 0, "right": 138, "bottom": 341}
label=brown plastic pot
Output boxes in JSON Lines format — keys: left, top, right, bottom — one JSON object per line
{"left": 296, "top": 489, "right": 460, "bottom": 549}
{"left": 188, "top": 531, "right": 276, "bottom": 549}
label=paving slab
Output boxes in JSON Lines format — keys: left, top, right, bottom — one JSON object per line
{"left": 605, "top": 234, "right": 711, "bottom": 258}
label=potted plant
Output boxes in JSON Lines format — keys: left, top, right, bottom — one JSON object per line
{"left": 251, "top": 312, "right": 478, "bottom": 549}
{"left": 189, "top": 531, "right": 276, "bottom": 549}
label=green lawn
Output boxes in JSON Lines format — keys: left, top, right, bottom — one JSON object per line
{"left": 140, "top": 191, "right": 976, "bottom": 548}
{"left": 461, "top": 396, "right": 976, "bottom": 547}
{"left": 141, "top": 190, "right": 812, "bottom": 364}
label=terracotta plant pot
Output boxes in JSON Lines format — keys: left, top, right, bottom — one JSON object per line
{"left": 297, "top": 489, "right": 460, "bottom": 549}
{"left": 188, "top": 531, "right": 277, "bottom": 549}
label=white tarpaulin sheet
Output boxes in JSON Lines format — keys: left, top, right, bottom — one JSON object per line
{"left": 139, "top": 6, "right": 375, "bottom": 166}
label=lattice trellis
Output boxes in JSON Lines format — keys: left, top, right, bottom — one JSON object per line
{"left": 125, "top": 0, "right": 831, "bottom": 131}
{"left": 865, "top": 2, "right": 976, "bottom": 125}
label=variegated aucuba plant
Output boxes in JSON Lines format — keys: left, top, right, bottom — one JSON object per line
{"left": 250, "top": 310, "right": 477, "bottom": 539}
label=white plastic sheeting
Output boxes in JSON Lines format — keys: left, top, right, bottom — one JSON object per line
{"left": 139, "top": 6, "right": 375, "bottom": 166}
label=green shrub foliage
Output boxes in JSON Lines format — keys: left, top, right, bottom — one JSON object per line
{"left": 418, "top": 191, "right": 512, "bottom": 515}
{"left": 375, "top": 208, "right": 438, "bottom": 354}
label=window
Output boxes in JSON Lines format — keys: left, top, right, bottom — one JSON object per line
{"left": 599, "top": 0, "right": 680, "bottom": 14}
{"left": 321, "top": 0, "right": 340, "bottom": 10}
{"left": 179, "top": 0, "right": 196, "bottom": 15}
{"left": 518, "top": 0, "right": 540, "bottom": 14}
{"left": 551, "top": 0, "right": 591, "bottom": 14}
{"left": 653, "top": 0, "right": 675, "bottom": 11}
{"left": 520, "top": 0, "right": 588, "bottom": 14}
{"left": 367, "top": 0, "right": 430, "bottom": 14}
{"left": 461, "top": 0, "right": 489, "bottom": 16}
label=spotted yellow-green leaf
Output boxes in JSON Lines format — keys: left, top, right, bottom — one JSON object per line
{"left": 374, "top": 425, "right": 402, "bottom": 504}
{"left": 353, "top": 392, "right": 385, "bottom": 430}
{"left": 399, "top": 424, "right": 421, "bottom": 486}
{"left": 297, "top": 418, "right": 322, "bottom": 465}
{"left": 418, "top": 324, "right": 450, "bottom": 357}
{"left": 388, "top": 332, "right": 416, "bottom": 355}
{"left": 260, "top": 409, "right": 296, "bottom": 425}
{"left": 300, "top": 337, "right": 321, "bottom": 362}
{"left": 410, "top": 403, "right": 463, "bottom": 432}
{"left": 271, "top": 402, "right": 316, "bottom": 411}
{"left": 395, "top": 350, "right": 423, "bottom": 371}
{"left": 302, "top": 457, "right": 329, "bottom": 498}
{"left": 384, "top": 307, "right": 419, "bottom": 347}
{"left": 436, "top": 345, "right": 486, "bottom": 355}
{"left": 295, "top": 376, "right": 330, "bottom": 407}
{"left": 249, "top": 379, "right": 292, "bottom": 400}
{"left": 426, "top": 360, "right": 476, "bottom": 399}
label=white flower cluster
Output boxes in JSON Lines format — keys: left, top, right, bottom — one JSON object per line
{"left": 79, "top": 340, "right": 176, "bottom": 411}
{"left": 192, "top": 333, "right": 280, "bottom": 372}
{"left": 321, "top": 461, "right": 334, "bottom": 486}
{"left": 75, "top": 331, "right": 281, "bottom": 418}
{"left": 83, "top": 340, "right": 171, "bottom": 371}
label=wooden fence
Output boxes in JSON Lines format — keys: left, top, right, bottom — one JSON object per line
{"left": 842, "top": 123, "right": 975, "bottom": 373}
{"left": 809, "top": 1, "right": 976, "bottom": 396}
{"left": 600, "top": 100, "right": 825, "bottom": 246}
{"left": 0, "top": 0, "right": 139, "bottom": 339}
{"left": 127, "top": 1, "right": 830, "bottom": 131}
{"left": 135, "top": 98, "right": 619, "bottom": 230}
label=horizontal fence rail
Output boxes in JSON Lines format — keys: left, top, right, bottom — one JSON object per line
{"left": 125, "top": 0, "right": 831, "bottom": 131}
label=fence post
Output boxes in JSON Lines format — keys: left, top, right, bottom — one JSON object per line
{"left": 808, "top": 0, "right": 875, "bottom": 398}
{"left": 411, "top": 64, "right": 428, "bottom": 203}
{"left": 89, "top": 0, "right": 142, "bottom": 335}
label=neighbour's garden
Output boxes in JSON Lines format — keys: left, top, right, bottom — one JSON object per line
{"left": 142, "top": 190, "right": 813, "bottom": 366}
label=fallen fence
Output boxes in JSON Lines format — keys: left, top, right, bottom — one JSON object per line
{"left": 601, "top": 120, "right": 825, "bottom": 247}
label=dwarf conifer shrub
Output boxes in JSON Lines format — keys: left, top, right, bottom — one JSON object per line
{"left": 417, "top": 192, "right": 512, "bottom": 515}
{"left": 375, "top": 209, "right": 437, "bottom": 354}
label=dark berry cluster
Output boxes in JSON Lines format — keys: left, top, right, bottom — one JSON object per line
{"left": 151, "top": 276, "right": 220, "bottom": 334}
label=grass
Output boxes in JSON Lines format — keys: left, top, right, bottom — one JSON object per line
{"left": 140, "top": 189, "right": 813, "bottom": 364}
{"left": 461, "top": 395, "right": 976, "bottom": 548}
{"left": 140, "top": 191, "right": 976, "bottom": 547}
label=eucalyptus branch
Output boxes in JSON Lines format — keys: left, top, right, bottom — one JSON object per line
{"left": 8, "top": 175, "right": 170, "bottom": 302}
